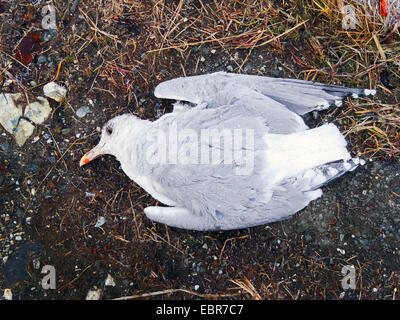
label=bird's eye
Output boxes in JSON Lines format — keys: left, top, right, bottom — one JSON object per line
{"left": 106, "top": 127, "right": 113, "bottom": 135}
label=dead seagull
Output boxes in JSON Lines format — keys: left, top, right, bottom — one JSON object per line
{"left": 80, "top": 72, "right": 375, "bottom": 231}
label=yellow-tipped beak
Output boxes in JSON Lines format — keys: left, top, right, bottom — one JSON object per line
{"left": 79, "top": 144, "right": 104, "bottom": 167}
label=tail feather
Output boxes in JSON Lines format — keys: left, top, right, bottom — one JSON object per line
{"left": 306, "top": 158, "right": 365, "bottom": 191}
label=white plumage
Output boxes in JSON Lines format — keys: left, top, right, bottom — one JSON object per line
{"left": 80, "top": 72, "right": 373, "bottom": 231}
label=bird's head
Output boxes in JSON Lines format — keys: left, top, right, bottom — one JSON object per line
{"left": 79, "top": 113, "right": 139, "bottom": 167}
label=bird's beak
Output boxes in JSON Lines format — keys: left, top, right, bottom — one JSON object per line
{"left": 80, "top": 143, "right": 104, "bottom": 167}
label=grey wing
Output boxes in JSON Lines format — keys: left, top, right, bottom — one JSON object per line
{"left": 158, "top": 83, "right": 308, "bottom": 134}
{"left": 137, "top": 106, "right": 309, "bottom": 230}
{"left": 143, "top": 159, "right": 322, "bottom": 231}
{"left": 154, "top": 71, "right": 376, "bottom": 115}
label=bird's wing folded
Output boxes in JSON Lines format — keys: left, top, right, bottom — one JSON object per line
{"left": 158, "top": 81, "right": 308, "bottom": 134}
{"left": 136, "top": 103, "right": 311, "bottom": 230}
{"left": 154, "top": 71, "right": 375, "bottom": 115}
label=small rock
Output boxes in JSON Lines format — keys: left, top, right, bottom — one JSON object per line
{"left": 27, "top": 163, "right": 39, "bottom": 173}
{"left": 226, "top": 65, "right": 234, "bottom": 72}
{"left": 13, "top": 119, "right": 35, "bottom": 147}
{"left": 24, "top": 97, "right": 51, "bottom": 125}
{"left": 94, "top": 216, "right": 105, "bottom": 228}
{"left": 337, "top": 248, "right": 345, "bottom": 255}
{"left": 0, "top": 93, "right": 23, "bottom": 134}
{"left": 15, "top": 209, "right": 24, "bottom": 217}
{"left": 194, "top": 285, "right": 199, "bottom": 291}
{"left": 37, "top": 55, "right": 47, "bottom": 65}
{"left": 105, "top": 274, "right": 116, "bottom": 287}
{"left": 76, "top": 106, "right": 91, "bottom": 118}
{"left": 273, "top": 70, "right": 281, "bottom": 77}
{"left": 43, "top": 82, "right": 67, "bottom": 102}
{"left": 86, "top": 288, "right": 102, "bottom": 300}
{"left": 1, "top": 142, "right": 11, "bottom": 154}
{"left": 61, "top": 128, "right": 71, "bottom": 135}
{"left": 32, "top": 258, "right": 40, "bottom": 270}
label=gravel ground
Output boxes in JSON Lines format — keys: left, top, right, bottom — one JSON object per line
{"left": 0, "top": 0, "right": 399, "bottom": 300}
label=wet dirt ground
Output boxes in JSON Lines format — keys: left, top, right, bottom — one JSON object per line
{"left": 0, "top": 1, "right": 399, "bottom": 300}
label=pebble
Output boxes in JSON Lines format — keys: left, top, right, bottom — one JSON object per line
{"left": 15, "top": 208, "right": 23, "bottom": 218}
{"left": 86, "top": 288, "right": 102, "bottom": 300}
{"left": 37, "top": 55, "right": 47, "bottom": 65}
{"left": 94, "top": 216, "right": 105, "bottom": 228}
{"left": 105, "top": 274, "right": 116, "bottom": 287}
{"left": 337, "top": 248, "right": 345, "bottom": 255}
{"left": 76, "top": 106, "right": 91, "bottom": 118}
{"left": 32, "top": 258, "right": 40, "bottom": 270}
{"left": 273, "top": 70, "right": 281, "bottom": 77}
{"left": 1, "top": 142, "right": 11, "bottom": 154}
{"left": 27, "top": 163, "right": 39, "bottom": 173}
{"left": 61, "top": 128, "right": 71, "bottom": 135}
{"left": 43, "top": 82, "right": 67, "bottom": 102}
{"left": 226, "top": 65, "right": 234, "bottom": 72}
{"left": 24, "top": 97, "right": 51, "bottom": 125}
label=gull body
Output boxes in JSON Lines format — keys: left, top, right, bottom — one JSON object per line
{"left": 80, "top": 72, "right": 374, "bottom": 231}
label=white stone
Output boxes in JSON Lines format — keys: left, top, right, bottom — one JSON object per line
{"left": 105, "top": 274, "right": 116, "bottom": 287}
{"left": 0, "top": 93, "right": 23, "bottom": 134}
{"left": 86, "top": 288, "right": 102, "bottom": 300}
{"left": 43, "top": 82, "right": 67, "bottom": 102}
{"left": 24, "top": 97, "right": 51, "bottom": 124}
{"left": 13, "top": 118, "right": 35, "bottom": 147}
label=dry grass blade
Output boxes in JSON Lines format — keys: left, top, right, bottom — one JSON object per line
{"left": 229, "top": 277, "right": 262, "bottom": 300}
{"left": 112, "top": 288, "right": 242, "bottom": 300}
